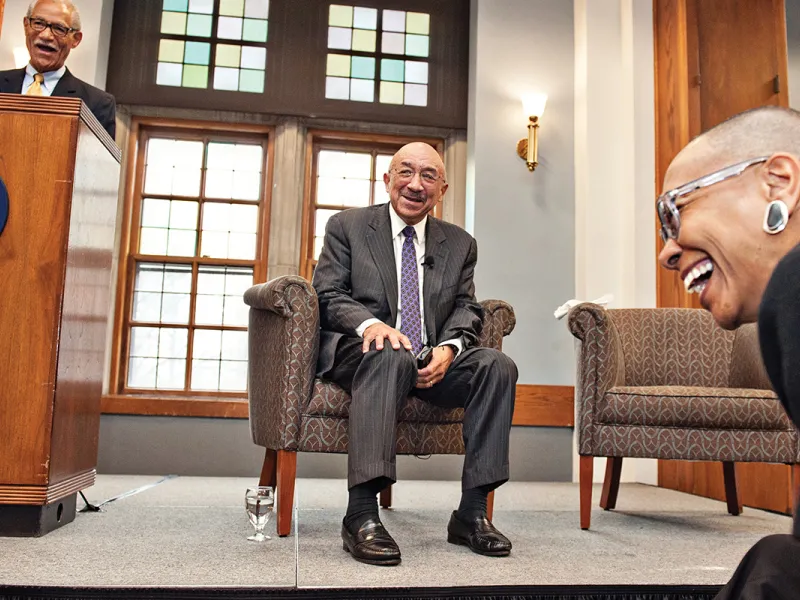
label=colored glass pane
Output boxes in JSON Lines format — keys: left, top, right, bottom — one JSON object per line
{"left": 327, "top": 54, "right": 350, "bottom": 77}
{"left": 351, "top": 29, "right": 375, "bottom": 52}
{"left": 239, "top": 69, "right": 264, "bottom": 93}
{"left": 406, "top": 34, "right": 429, "bottom": 57}
{"left": 242, "top": 18, "right": 267, "bottom": 42}
{"left": 328, "top": 27, "right": 352, "bottom": 50}
{"left": 219, "top": 0, "right": 245, "bottom": 17}
{"left": 161, "top": 11, "right": 187, "bottom": 34}
{"left": 163, "top": 0, "right": 188, "bottom": 11}
{"left": 353, "top": 6, "right": 377, "bottom": 29}
{"left": 405, "top": 60, "right": 428, "bottom": 84}
{"left": 186, "top": 13, "right": 212, "bottom": 36}
{"left": 379, "top": 81, "right": 403, "bottom": 104}
{"left": 404, "top": 83, "right": 426, "bottom": 106}
{"left": 406, "top": 12, "right": 429, "bottom": 35}
{"left": 329, "top": 5, "right": 353, "bottom": 27}
{"left": 383, "top": 10, "right": 405, "bottom": 32}
{"left": 157, "top": 62, "right": 183, "bottom": 86}
{"left": 216, "top": 44, "right": 242, "bottom": 67}
{"left": 350, "top": 56, "right": 374, "bottom": 79}
{"left": 325, "top": 77, "right": 349, "bottom": 100}
{"left": 381, "top": 32, "right": 404, "bottom": 54}
{"left": 380, "top": 59, "right": 404, "bottom": 82}
{"left": 241, "top": 46, "right": 266, "bottom": 69}
{"left": 218, "top": 16, "right": 243, "bottom": 39}
{"left": 184, "top": 41, "right": 210, "bottom": 65}
{"left": 159, "top": 39, "right": 185, "bottom": 63}
{"left": 214, "top": 66, "right": 240, "bottom": 90}
{"left": 350, "top": 79, "right": 374, "bottom": 102}
{"left": 189, "top": 0, "right": 214, "bottom": 13}
{"left": 182, "top": 65, "right": 208, "bottom": 88}
{"left": 244, "top": 0, "right": 269, "bottom": 19}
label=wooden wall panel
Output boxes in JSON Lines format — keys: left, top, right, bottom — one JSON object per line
{"left": 102, "top": 384, "right": 575, "bottom": 427}
{"left": 654, "top": 0, "right": 791, "bottom": 514}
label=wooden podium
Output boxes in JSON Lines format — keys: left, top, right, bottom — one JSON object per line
{"left": 0, "top": 95, "right": 120, "bottom": 536}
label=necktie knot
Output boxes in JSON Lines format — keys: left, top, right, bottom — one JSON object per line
{"left": 33, "top": 73, "right": 44, "bottom": 84}
{"left": 402, "top": 225, "right": 415, "bottom": 240}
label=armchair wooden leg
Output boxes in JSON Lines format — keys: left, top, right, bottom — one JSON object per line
{"left": 600, "top": 457, "right": 623, "bottom": 511}
{"left": 258, "top": 448, "right": 277, "bottom": 487}
{"left": 722, "top": 461, "right": 743, "bottom": 516}
{"left": 580, "top": 455, "right": 593, "bottom": 530}
{"left": 276, "top": 450, "right": 297, "bottom": 537}
{"left": 487, "top": 490, "right": 495, "bottom": 521}
{"left": 379, "top": 484, "right": 392, "bottom": 509}
{"left": 791, "top": 464, "right": 800, "bottom": 517}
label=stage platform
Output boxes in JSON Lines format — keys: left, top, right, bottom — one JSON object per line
{"left": 0, "top": 475, "right": 792, "bottom": 599}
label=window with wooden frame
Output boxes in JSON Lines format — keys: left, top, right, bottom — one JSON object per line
{"left": 107, "top": 0, "right": 469, "bottom": 129}
{"left": 105, "top": 119, "right": 273, "bottom": 417}
{"left": 300, "top": 131, "right": 444, "bottom": 281}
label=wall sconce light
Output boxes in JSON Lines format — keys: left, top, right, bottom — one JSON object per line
{"left": 517, "top": 93, "right": 547, "bottom": 171}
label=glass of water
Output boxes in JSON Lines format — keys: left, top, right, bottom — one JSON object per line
{"left": 245, "top": 486, "right": 274, "bottom": 542}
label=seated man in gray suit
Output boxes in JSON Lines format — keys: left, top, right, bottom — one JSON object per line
{"left": 312, "top": 142, "right": 518, "bottom": 566}
{"left": 0, "top": 0, "right": 116, "bottom": 139}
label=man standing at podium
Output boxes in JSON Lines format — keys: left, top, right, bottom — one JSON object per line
{"left": 0, "top": 0, "right": 116, "bottom": 139}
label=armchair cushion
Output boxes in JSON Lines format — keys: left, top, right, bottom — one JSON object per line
{"left": 304, "top": 380, "right": 465, "bottom": 424}
{"left": 599, "top": 385, "right": 789, "bottom": 430}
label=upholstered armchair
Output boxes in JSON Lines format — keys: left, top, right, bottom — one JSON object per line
{"left": 568, "top": 303, "right": 800, "bottom": 530}
{"left": 244, "top": 275, "right": 516, "bottom": 536}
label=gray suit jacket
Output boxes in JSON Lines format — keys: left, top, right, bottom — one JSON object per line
{"left": 312, "top": 203, "right": 484, "bottom": 376}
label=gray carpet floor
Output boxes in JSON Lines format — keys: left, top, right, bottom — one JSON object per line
{"left": 0, "top": 476, "right": 792, "bottom": 588}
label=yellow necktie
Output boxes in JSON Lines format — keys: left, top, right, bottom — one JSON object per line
{"left": 26, "top": 73, "right": 44, "bottom": 96}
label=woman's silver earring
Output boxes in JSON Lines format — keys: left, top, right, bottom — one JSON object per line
{"left": 763, "top": 200, "right": 789, "bottom": 235}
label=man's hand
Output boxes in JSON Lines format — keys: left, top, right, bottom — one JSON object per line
{"left": 362, "top": 323, "right": 413, "bottom": 353}
{"left": 416, "top": 346, "right": 455, "bottom": 388}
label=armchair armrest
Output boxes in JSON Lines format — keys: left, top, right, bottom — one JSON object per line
{"left": 567, "top": 303, "right": 625, "bottom": 455}
{"left": 478, "top": 300, "right": 516, "bottom": 350}
{"left": 244, "top": 275, "right": 319, "bottom": 451}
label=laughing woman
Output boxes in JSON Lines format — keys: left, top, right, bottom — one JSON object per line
{"left": 658, "top": 105, "right": 800, "bottom": 599}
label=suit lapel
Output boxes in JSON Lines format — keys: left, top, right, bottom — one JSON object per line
{"left": 51, "top": 68, "right": 79, "bottom": 98}
{"left": 422, "top": 218, "right": 449, "bottom": 343}
{"left": 0, "top": 69, "right": 26, "bottom": 94}
{"left": 367, "top": 205, "right": 399, "bottom": 325}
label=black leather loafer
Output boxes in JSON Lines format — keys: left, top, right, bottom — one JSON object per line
{"left": 341, "top": 517, "right": 402, "bottom": 566}
{"left": 447, "top": 511, "right": 512, "bottom": 557}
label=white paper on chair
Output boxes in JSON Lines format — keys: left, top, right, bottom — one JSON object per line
{"left": 553, "top": 294, "right": 613, "bottom": 320}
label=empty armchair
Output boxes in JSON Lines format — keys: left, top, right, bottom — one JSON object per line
{"left": 245, "top": 275, "right": 516, "bottom": 536}
{"left": 568, "top": 303, "right": 799, "bottom": 530}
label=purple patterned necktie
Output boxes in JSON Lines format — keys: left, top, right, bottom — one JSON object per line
{"left": 399, "top": 225, "right": 423, "bottom": 355}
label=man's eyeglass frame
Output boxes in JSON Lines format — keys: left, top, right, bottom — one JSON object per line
{"left": 25, "top": 17, "right": 78, "bottom": 38}
{"left": 656, "top": 155, "right": 769, "bottom": 243}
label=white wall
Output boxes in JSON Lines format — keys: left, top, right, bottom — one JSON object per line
{"left": 468, "top": 0, "right": 576, "bottom": 386}
{"left": 0, "top": 0, "right": 114, "bottom": 89}
{"left": 573, "top": 0, "right": 657, "bottom": 484}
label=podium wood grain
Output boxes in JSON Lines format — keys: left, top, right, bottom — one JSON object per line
{"left": 0, "top": 95, "right": 119, "bottom": 533}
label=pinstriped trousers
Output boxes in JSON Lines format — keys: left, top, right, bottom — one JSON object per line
{"left": 322, "top": 338, "right": 518, "bottom": 491}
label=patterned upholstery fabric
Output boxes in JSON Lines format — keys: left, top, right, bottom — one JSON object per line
{"left": 245, "top": 275, "right": 515, "bottom": 456}
{"left": 568, "top": 303, "right": 800, "bottom": 464}
{"left": 599, "top": 386, "right": 788, "bottom": 430}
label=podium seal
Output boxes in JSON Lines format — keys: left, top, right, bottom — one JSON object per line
{"left": 0, "top": 177, "right": 7, "bottom": 237}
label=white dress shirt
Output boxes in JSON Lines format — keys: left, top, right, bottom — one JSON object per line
{"left": 355, "top": 204, "right": 463, "bottom": 357}
{"left": 23, "top": 63, "right": 66, "bottom": 96}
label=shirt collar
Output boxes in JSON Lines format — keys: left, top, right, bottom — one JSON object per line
{"left": 26, "top": 63, "right": 67, "bottom": 88}
{"left": 388, "top": 203, "right": 427, "bottom": 243}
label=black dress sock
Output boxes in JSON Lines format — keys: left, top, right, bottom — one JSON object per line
{"left": 457, "top": 484, "right": 493, "bottom": 521}
{"left": 344, "top": 476, "right": 391, "bottom": 530}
